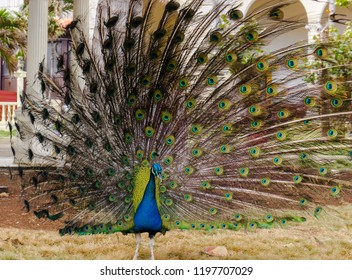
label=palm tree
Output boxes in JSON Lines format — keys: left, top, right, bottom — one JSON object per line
{"left": 0, "top": 8, "right": 26, "bottom": 73}
{"left": 0, "top": 1, "right": 72, "bottom": 75}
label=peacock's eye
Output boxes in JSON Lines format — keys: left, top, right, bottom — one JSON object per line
{"left": 210, "top": 31, "right": 222, "bottom": 43}
{"left": 245, "top": 30, "right": 258, "bottom": 42}
{"left": 286, "top": 58, "right": 298, "bottom": 69}
{"left": 228, "top": 9, "right": 243, "bottom": 20}
{"left": 154, "top": 90, "right": 163, "bottom": 101}
{"left": 331, "top": 98, "right": 342, "bottom": 108}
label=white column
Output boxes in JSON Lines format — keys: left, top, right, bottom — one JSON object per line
{"left": 26, "top": 0, "right": 48, "bottom": 98}
{"left": 72, "top": 0, "right": 91, "bottom": 90}
{"left": 14, "top": 58, "right": 26, "bottom": 109}
{"left": 89, "top": 0, "right": 99, "bottom": 40}
{"left": 74, "top": 0, "right": 90, "bottom": 37}
{"left": 305, "top": 22, "right": 322, "bottom": 44}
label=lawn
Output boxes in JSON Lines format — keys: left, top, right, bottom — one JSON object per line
{"left": 0, "top": 204, "right": 351, "bottom": 260}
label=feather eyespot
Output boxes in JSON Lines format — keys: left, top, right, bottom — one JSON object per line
{"left": 261, "top": 178, "right": 270, "bottom": 187}
{"left": 330, "top": 186, "right": 340, "bottom": 197}
{"left": 161, "top": 111, "right": 172, "bottom": 123}
{"left": 249, "top": 147, "right": 260, "bottom": 158}
{"left": 304, "top": 97, "right": 315, "bottom": 107}
{"left": 165, "top": 135, "right": 175, "bottom": 146}
{"left": 136, "top": 150, "right": 144, "bottom": 159}
{"left": 266, "top": 85, "right": 278, "bottom": 96}
{"left": 124, "top": 38, "right": 135, "bottom": 50}
{"left": 131, "top": 16, "right": 143, "bottom": 28}
{"left": 184, "top": 166, "right": 194, "bottom": 175}
{"left": 124, "top": 133, "right": 133, "bottom": 144}
{"left": 225, "top": 52, "right": 237, "bottom": 63}
{"left": 256, "top": 60, "right": 268, "bottom": 72}
{"left": 327, "top": 129, "right": 338, "bottom": 139}
{"left": 145, "top": 126, "right": 155, "bottom": 137}
{"left": 207, "top": 75, "right": 218, "bottom": 86}
{"left": 165, "top": 1, "right": 180, "bottom": 12}
{"left": 240, "top": 84, "right": 252, "bottom": 95}
{"left": 192, "top": 148, "right": 203, "bottom": 157}
{"left": 294, "top": 175, "right": 303, "bottom": 184}
{"left": 135, "top": 109, "right": 145, "bottom": 121}
{"left": 269, "top": 8, "right": 284, "bottom": 20}
{"left": 273, "top": 157, "right": 283, "bottom": 166}
{"left": 173, "top": 31, "right": 185, "bottom": 43}
{"left": 324, "top": 81, "right": 337, "bottom": 93}
{"left": 178, "top": 78, "right": 189, "bottom": 89}
{"left": 197, "top": 53, "right": 208, "bottom": 64}
{"left": 228, "top": 9, "right": 243, "bottom": 20}
{"left": 164, "top": 156, "right": 173, "bottom": 166}
{"left": 153, "top": 90, "right": 163, "bottom": 102}
{"left": 319, "top": 167, "right": 328, "bottom": 176}
{"left": 166, "top": 60, "right": 177, "bottom": 71}
{"left": 154, "top": 28, "right": 166, "bottom": 39}
{"left": 245, "top": 30, "right": 258, "bottom": 42}
{"left": 218, "top": 99, "right": 231, "bottom": 110}
{"left": 220, "top": 144, "right": 231, "bottom": 154}
{"left": 331, "top": 98, "right": 343, "bottom": 108}
{"left": 239, "top": 167, "right": 249, "bottom": 177}
{"left": 186, "top": 98, "right": 196, "bottom": 109}
{"left": 209, "top": 31, "right": 222, "bottom": 43}
{"left": 286, "top": 58, "right": 298, "bottom": 69}
{"left": 141, "top": 76, "right": 151, "bottom": 87}
{"left": 315, "top": 47, "right": 328, "bottom": 59}
{"left": 276, "top": 130, "right": 287, "bottom": 141}
{"left": 149, "top": 49, "right": 161, "bottom": 60}
{"left": 214, "top": 166, "right": 224, "bottom": 175}
{"left": 105, "top": 15, "right": 119, "bottom": 28}
{"left": 165, "top": 199, "right": 173, "bottom": 206}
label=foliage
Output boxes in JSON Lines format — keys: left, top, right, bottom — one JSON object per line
{"left": 0, "top": 8, "right": 27, "bottom": 73}
{"left": 18, "top": 0, "right": 73, "bottom": 40}
{"left": 336, "top": 0, "right": 352, "bottom": 7}
{"left": 219, "top": 14, "right": 264, "bottom": 65}
{"left": 0, "top": 0, "right": 73, "bottom": 74}
{"left": 305, "top": 23, "right": 352, "bottom": 86}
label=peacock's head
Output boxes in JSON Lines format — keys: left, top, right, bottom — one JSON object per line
{"left": 151, "top": 163, "right": 162, "bottom": 181}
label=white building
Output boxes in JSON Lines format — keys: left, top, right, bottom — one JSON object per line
{"left": 23, "top": 0, "right": 352, "bottom": 95}
{"left": 0, "top": 0, "right": 23, "bottom": 11}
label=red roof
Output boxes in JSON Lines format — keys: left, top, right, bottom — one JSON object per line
{"left": 0, "top": 90, "right": 17, "bottom": 102}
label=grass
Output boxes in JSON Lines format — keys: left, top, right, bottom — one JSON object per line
{"left": 0, "top": 205, "right": 352, "bottom": 260}
{"left": 0, "top": 130, "right": 14, "bottom": 138}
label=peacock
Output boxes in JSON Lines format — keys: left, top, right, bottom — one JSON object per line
{"left": 9, "top": 0, "right": 352, "bottom": 260}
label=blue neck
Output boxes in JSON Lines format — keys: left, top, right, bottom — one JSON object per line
{"left": 133, "top": 171, "right": 162, "bottom": 233}
{"left": 143, "top": 173, "right": 156, "bottom": 201}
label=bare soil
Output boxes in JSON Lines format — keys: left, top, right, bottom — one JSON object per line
{"left": 0, "top": 170, "right": 60, "bottom": 231}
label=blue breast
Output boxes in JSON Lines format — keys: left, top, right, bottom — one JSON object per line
{"left": 133, "top": 173, "right": 162, "bottom": 233}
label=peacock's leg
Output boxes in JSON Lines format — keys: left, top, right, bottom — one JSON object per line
{"left": 133, "top": 233, "right": 141, "bottom": 260}
{"left": 149, "top": 234, "right": 155, "bottom": 260}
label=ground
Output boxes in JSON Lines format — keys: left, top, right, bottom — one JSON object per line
{"left": 1, "top": 173, "right": 352, "bottom": 260}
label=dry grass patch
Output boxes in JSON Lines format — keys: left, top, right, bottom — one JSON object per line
{"left": 0, "top": 205, "right": 351, "bottom": 260}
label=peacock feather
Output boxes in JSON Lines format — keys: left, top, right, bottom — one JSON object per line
{"left": 11, "top": 0, "right": 352, "bottom": 259}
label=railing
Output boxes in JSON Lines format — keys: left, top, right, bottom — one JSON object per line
{"left": 0, "top": 102, "right": 17, "bottom": 130}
